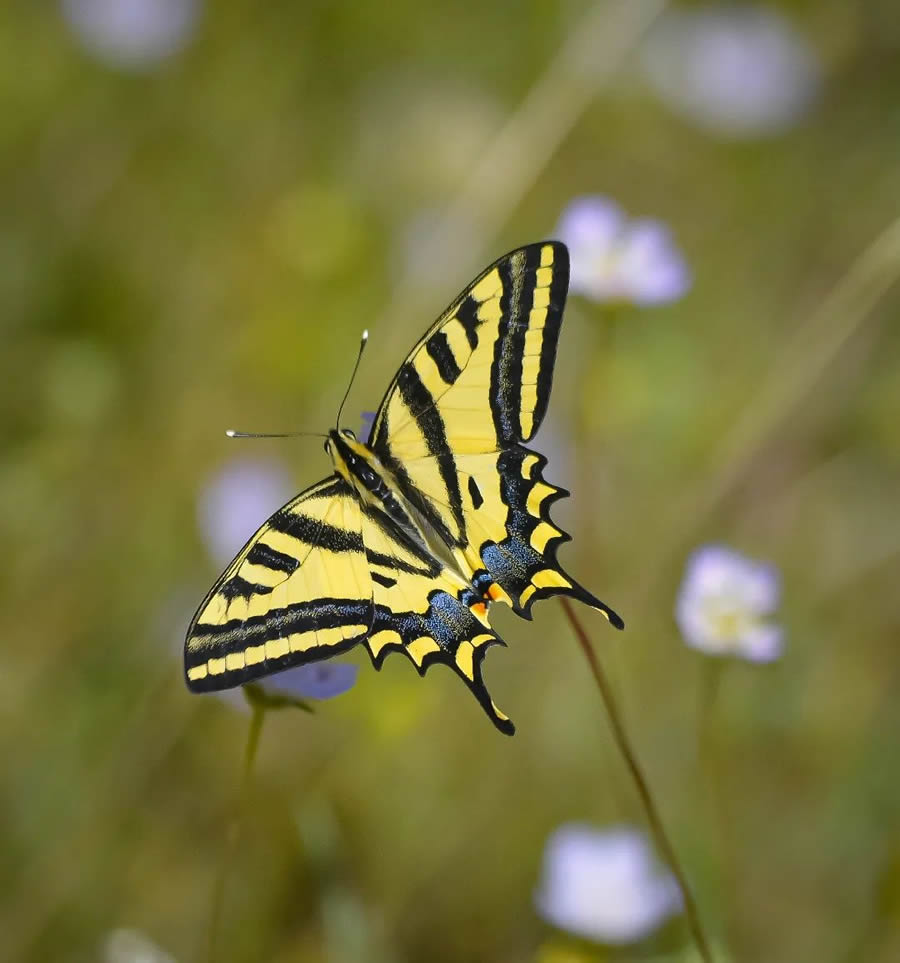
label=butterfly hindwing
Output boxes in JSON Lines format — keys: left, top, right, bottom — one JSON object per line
{"left": 359, "top": 504, "right": 513, "bottom": 733}
{"left": 185, "top": 476, "right": 374, "bottom": 690}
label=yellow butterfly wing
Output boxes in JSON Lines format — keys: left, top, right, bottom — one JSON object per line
{"left": 368, "top": 241, "right": 624, "bottom": 626}
{"left": 184, "top": 476, "right": 373, "bottom": 691}
{"left": 357, "top": 500, "right": 514, "bottom": 733}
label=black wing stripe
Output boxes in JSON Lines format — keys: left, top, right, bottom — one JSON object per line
{"left": 362, "top": 504, "right": 443, "bottom": 576}
{"left": 491, "top": 248, "right": 538, "bottom": 445}
{"left": 426, "top": 331, "right": 462, "bottom": 384}
{"left": 395, "top": 362, "right": 466, "bottom": 544}
{"left": 269, "top": 508, "right": 364, "bottom": 553}
{"left": 365, "top": 548, "right": 438, "bottom": 579}
{"left": 245, "top": 542, "right": 300, "bottom": 575}
{"left": 531, "top": 246, "right": 569, "bottom": 439}
{"left": 455, "top": 295, "right": 480, "bottom": 349}
{"left": 220, "top": 575, "right": 274, "bottom": 601}
{"left": 190, "top": 598, "right": 372, "bottom": 648}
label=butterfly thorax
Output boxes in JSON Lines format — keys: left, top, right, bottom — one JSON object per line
{"left": 329, "top": 428, "right": 485, "bottom": 592}
{"left": 326, "top": 429, "right": 386, "bottom": 497}
{"left": 327, "top": 428, "right": 424, "bottom": 538}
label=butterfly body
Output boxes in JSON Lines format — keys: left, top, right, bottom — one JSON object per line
{"left": 186, "top": 242, "right": 623, "bottom": 734}
{"left": 326, "top": 428, "right": 424, "bottom": 546}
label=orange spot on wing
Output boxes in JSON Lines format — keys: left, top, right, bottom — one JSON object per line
{"left": 488, "top": 583, "right": 512, "bottom": 606}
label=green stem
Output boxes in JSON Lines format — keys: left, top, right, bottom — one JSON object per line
{"left": 697, "top": 660, "right": 723, "bottom": 775}
{"left": 560, "top": 596, "right": 713, "bottom": 963}
{"left": 207, "top": 704, "right": 266, "bottom": 963}
{"left": 697, "top": 660, "right": 733, "bottom": 949}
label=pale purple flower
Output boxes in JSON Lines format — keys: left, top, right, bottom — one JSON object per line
{"left": 641, "top": 5, "right": 820, "bottom": 138}
{"left": 260, "top": 662, "right": 359, "bottom": 701}
{"left": 197, "top": 456, "right": 294, "bottom": 567}
{"left": 213, "top": 659, "right": 358, "bottom": 714}
{"left": 555, "top": 197, "right": 690, "bottom": 305}
{"left": 359, "top": 410, "right": 377, "bottom": 440}
{"left": 61, "top": 0, "right": 201, "bottom": 69}
{"left": 535, "top": 825, "right": 681, "bottom": 945}
{"left": 676, "top": 545, "right": 783, "bottom": 662}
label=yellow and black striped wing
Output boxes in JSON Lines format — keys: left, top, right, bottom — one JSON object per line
{"left": 184, "top": 476, "right": 373, "bottom": 691}
{"left": 185, "top": 472, "right": 514, "bottom": 731}
{"left": 369, "top": 241, "right": 623, "bottom": 626}
{"left": 358, "top": 502, "right": 514, "bottom": 734}
{"left": 369, "top": 242, "right": 564, "bottom": 462}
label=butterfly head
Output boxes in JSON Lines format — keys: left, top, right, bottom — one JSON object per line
{"left": 323, "top": 426, "right": 355, "bottom": 454}
{"left": 326, "top": 427, "right": 385, "bottom": 499}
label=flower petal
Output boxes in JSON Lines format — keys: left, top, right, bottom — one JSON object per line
{"left": 619, "top": 220, "right": 692, "bottom": 304}
{"left": 535, "top": 824, "right": 681, "bottom": 944}
{"left": 737, "top": 623, "right": 784, "bottom": 663}
{"left": 641, "top": 6, "right": 821, "bottom": 139}
{"left": 676, "top": 544, "right": 784, "bottom": 662}
{"left": 197, "top": 457, "right": 294, "bottom": 566}
{"left": 739, "top": 560, "right": 781, "bottom": 615}
{"left": 264, "top": 661, "right": 359, "bottom": 700}
{"left": 554, "top": 197, "right": 689, "bottom": 305}
{"left": 62, "top": 0, "right": 202, "bottom": 69}
{"left": 555, "top": 196, "right": 624, "bottom": 251}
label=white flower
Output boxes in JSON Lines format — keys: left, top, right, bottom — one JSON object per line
{"left": 61, "top": 0, "right": 201, "bottom": 69}
{"left": 676, "top": 545, "right": 783, "bottom": 661}
{"left": 641, "top": 5, "right": 821, "bottom": 138}
{"left": 197, "top": 456, "right": 294, "bottom": 567}
{"left": 104, "top": 928, "right": 176, "bottom": 963}
{"left": 535, "top": 825, "right": 682, "bottom": 945}
{"left": 555, "top": 197, "right": 690, "bottom": 305}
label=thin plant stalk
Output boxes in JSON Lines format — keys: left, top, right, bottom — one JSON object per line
{"left": 697, "top": 659, "right": 735, "bottom": 949}
{"left": 560, "top": 596, "right": 714, "bottom": 963}
{"left": 207, "top": 703, "right": 267, "bottom": 963}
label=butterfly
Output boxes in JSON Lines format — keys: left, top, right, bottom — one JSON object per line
{"left": 185, "top": 242, "right": 623, "bottom": 734}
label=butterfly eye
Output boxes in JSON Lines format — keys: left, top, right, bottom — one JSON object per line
{"left": 341, "top": 428, "right": 355, "bottom": 440}
{"left": 323, "top": 439, "right": 331, "bottom": 454}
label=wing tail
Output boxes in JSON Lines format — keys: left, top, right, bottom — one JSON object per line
{"left": 480, "top": 446, "right": 624, "bottom": 626}
{"left": 360, "top": 506, "right": 516, "bottom": 733}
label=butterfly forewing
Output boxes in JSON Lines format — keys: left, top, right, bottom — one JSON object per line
{"left": 184, "top": 476, "right": 374, "bottom": 690}
{"left": 369, "top": 242, "right": 566, "bottom": 462}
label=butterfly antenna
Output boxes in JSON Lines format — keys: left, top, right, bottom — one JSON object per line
{"left": 336, "top": 329, "right": 369, "bottom": 430}
{"left": 225, "top": 430, "right": 327, "bottom": 439}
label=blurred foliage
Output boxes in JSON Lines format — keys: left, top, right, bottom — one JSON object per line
{"left": 3, "top": 1, "right": 900, "bottom": 961}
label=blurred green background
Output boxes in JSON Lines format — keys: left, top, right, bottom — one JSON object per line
{"left": 3, "top": 1, "right": 900, "bottom": 961}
